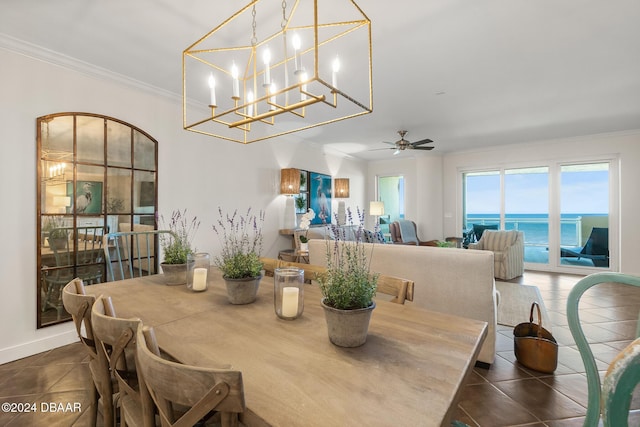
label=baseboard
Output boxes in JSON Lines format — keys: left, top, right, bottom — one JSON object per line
{"left": 0, "top": 329, "right": 78, "bottom": 365}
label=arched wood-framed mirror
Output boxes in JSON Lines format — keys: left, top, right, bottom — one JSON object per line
{"left": 37, "top": 113, "right": 158, "bottom": 328}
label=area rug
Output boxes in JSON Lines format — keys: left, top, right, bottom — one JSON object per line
{"left": 495, "top": 281, "right": 551, "bottom": 330}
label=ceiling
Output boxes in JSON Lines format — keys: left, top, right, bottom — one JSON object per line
{"left": 2, "top": 0, "right": 639, "bottom": 160}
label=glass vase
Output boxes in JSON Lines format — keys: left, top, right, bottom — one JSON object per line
{"left": 187, "top": 252, "right": 210, "bottom": 292}
{"left": 274, "top": 267, "right": 304, "bottom": 320}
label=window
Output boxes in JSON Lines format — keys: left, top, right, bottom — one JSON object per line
{"left": 463, "top": 161, "right": 614, "bottom": 272}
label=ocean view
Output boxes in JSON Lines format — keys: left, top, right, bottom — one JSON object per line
{"left": 466, "top": 213, "right": 607, "bottom": 247}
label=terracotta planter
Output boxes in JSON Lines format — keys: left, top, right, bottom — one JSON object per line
{"left": 161, "top": 262, "right": 190, "bottom": 286}
{"left": 224, "top": 275, "right": 262, "bottom": 304}
{"left": 321, "top": 299, "right": 376, "bottom": 347}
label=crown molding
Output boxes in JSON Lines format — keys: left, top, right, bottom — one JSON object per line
{"left": 0, "top": 32, "right": 181, "bottom": 103}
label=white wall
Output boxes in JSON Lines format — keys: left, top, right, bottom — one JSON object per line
{"left": 0, "top": 47, "right": 366, "bottom": 363}
{"left": 367, "top": 156, "right": 443, "bottom": 240}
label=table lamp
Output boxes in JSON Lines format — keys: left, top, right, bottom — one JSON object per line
{"left": 369, "top": 201, "right": 384, "bottom": 227}
{"left": 280, "top": 168, "right": 300, "bottom": 229}
{"left": 334, "top": 178, "right": 350, "bottom": 226}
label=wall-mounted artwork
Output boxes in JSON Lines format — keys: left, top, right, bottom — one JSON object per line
{"left": 66, "top": 181, "right": 103, "bottom": 214}
{"left": 309, "top": 172, "right": 332, "bottom": 224}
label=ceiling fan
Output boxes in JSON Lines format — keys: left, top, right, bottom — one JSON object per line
{"left": 373, "top": 130, "right": 434, "bottom": 155}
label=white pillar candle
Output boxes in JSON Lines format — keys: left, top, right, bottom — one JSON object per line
{"left": 193, "top": 268, "right": 207, "bottom": 291}
{"left": 231, "top": 62, "right": 239, "bottom": 98}
{"left": 247, "top": 91, "right": 254, "bottom": 116}
{"left": 332, "top": 56, "right": 340, "bottom": 88}
{"left": 263, "top": 47, "right": 271, "bottom": 85}
{"left": 208, "top": 73, "right": 216, "bottom": 106}
{"left": 292, "top": 33, "right": 302, "bottom": 73}
{"left": 282, "top": 287, "right": 299, "bottom": 317}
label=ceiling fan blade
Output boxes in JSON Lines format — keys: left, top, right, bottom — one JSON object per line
{"left": 411, "top": 146, "right": 434, "bottom": 151}
{"left": 412, "top": 138, "right": 434, "bottom": 146}
{"left": 393, "top": 149, "right": 401, "bottom": 155}
{"left": 382, "top": 141, "right": 397, "bottom": 146}
{"left": 369, "top": 147, "right": 397, "bottom": 151}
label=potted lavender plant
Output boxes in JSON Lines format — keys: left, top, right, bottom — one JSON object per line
{"left": 212, "top": 207, "right": 265, "bottom": 304}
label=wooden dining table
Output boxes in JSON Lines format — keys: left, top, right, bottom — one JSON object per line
{"left": 87, "top": 269, "right": 487, "bottom": 427}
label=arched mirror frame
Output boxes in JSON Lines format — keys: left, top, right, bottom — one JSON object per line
{"left": 37, "top": 112, "right": 158, "bottom": 328}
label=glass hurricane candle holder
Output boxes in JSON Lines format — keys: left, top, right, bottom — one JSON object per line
{"left": 274, "top": 267, "right": 304, "bottom": 320}
{"left": 187, "top": 252, "right": 210, "bottom": 292}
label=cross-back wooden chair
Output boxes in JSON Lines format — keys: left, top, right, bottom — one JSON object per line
{"left": 277, "top": 260, "right": 328, "bottom": 283}
{"left": 567, "top": 272, "right": 640, "bottom": 426}
{"left": 61, "top": 278, "right": 116, "bottom": 427}
{"left": 91, "top": 295, "right": 155, "bottom": 427}
{"left": 376, "top": 274, "right": 415, "bottom": 304}
{"left": 259, "top": 257, "right": 282, "bottom": 277}
{"left": 103, "top": 230, "right": 177, "bottom": 281}
{"left": 136, "top": 324, "right": 246, "bottom": 427}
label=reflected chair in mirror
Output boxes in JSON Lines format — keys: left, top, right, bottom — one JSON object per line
{"left": 103, "top": 230, "right": 177, "bottom": 281}
{"left": 43, "top": 226, "right": 106, "bottom": 320}
{"left": 389, "top": 220, "right": 437, "bottom": 246}
{"left": 91, "top": 295, "right": 155, "bottom": 427}
{"left": 61, "top": 278, "right": 116, "bottom": 427}
{"left": 136, "top": 325, "right": 246, "bottom": 427}
{"left": 376, "top": 274, "right": 415, "bottom": 304}
{"left": 560, "top": 227, "right": 609, "bottom": 268}
{"left": 567, "top": 272, "right": 640, "bottom": 426}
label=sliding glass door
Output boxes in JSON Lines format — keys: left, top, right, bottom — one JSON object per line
{"left": 559, "top": 163, "right": 609, "bottom": 268}
{"left": 463, "top": 160, "right": 613, "bottom": 272}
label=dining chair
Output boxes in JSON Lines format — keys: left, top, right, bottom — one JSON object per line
{"left": 103, "top": 230, "right": 177, "bottom": 281}
{"left": 567, "top": 272, "right": 640, "bottom": 426}
{"left": 277, "top": 260, "right": 328, "bottom": 283}
{"left": 43, "top": 226, "right": 106, "bottom": 319}
{"left": 376, "top": 274, "right": 415, "bottom": 304}
{"left": 61, "top": 278, "right": 116, "bottom": 427}
{"left": 259, "top": 257, "right": 282, "bottom": 277}
{"left": 136, "top": 324, "right": 246, "bottom": 427}
{"left": 91, "top": 295, "right": 155, "bottom": 427}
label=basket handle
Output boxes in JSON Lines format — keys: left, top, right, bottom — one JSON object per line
{"left": 529, "top": 301, "right": 544, "bottom": 337}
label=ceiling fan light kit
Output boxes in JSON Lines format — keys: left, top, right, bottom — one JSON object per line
{"left": 183, "top": 0, "right": 373, "bottom": 144}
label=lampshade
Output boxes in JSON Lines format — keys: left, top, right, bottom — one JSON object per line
{"left": 280, "top": 168, "right": 300, "bottom": 195}
{"left": 369, "top": 201, "right": 384, "bottom": 216}
{"left": 334, "top": 178, "right": 350, "bottom": 198}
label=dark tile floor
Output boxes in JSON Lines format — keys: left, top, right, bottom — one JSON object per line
{"left": 2, "top": 271, "right": 639, "bottom": 426}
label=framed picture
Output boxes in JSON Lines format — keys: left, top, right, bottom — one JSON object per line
{"left": 66, "top": 180, "right": 103, "bottom": 214}
{"left": 309, "top": 172, "right": 332, "bottom": 224}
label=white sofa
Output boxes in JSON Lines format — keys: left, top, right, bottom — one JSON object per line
{"left": 308, "top": 239, "right": 498, "bottom": 366}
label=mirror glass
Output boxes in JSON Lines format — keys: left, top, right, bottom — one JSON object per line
{"left": 37, "top": 113, "right": 158, "bottom": 328}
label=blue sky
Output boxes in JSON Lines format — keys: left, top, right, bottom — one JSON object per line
{"left": 466, "top": 168, "right": 609, "bottom": 215}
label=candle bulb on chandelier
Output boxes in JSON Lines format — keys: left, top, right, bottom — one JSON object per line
{"left": 300, "top": 72, "right": 308, "bottom": 101}
{"left": 247, "top": 90, "right": 254, "bottom": 116}
{"left": 263, "top": 47, "right": 271, "bottom": 86}
{"left": 208, "top": 73, "right": 216, "bottom": 106}
{"left": 332, "top": 56, "right": 340, "bottom": 89}
{"left": 292, "top": 33, "right": 302, "bottom": 74}
{"left": 270, "top": 83, "right": 277, "bottom": 111}
{"left": 231, "top": 62, "right": 239, "bottom": 99}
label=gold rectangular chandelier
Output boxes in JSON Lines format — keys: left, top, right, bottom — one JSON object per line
{"left": 183, "top": 0, "right": 373, "bottom": 144}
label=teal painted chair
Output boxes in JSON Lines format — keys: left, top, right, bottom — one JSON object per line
{"left": 567, "top": 272, "right": 640, "bottom": 426}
